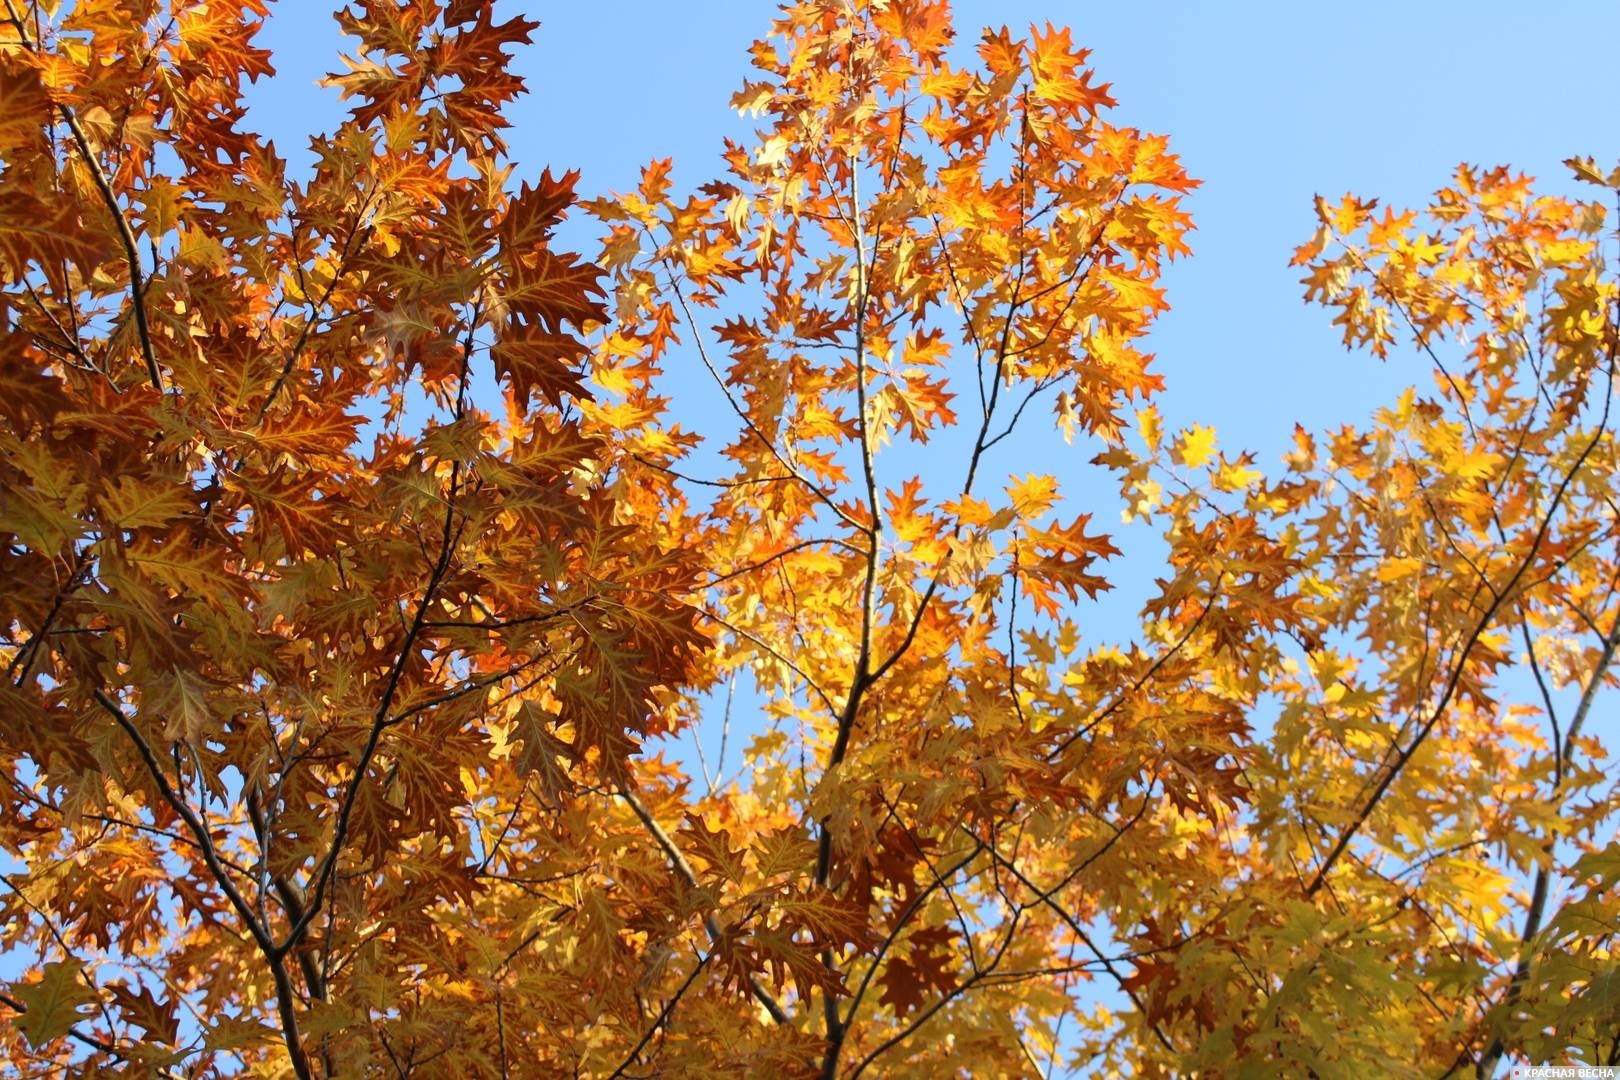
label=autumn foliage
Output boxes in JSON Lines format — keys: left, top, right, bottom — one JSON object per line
{"left": 2, "top": 0, "right": 1618, "bottom": 1076}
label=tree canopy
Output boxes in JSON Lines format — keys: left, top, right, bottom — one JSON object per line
{"left": 2, "top": 0, "right": 1617, "bottom": 1076}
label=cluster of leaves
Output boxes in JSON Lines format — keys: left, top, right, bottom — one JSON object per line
{"left": 1, "top": 0, "right": 1617, "bottom": 1076}
{"left": 1, "top": 0, "right": 704, "bottom": 1073}
{"left": 1089, "top": 160, "right": 1620, "bottom": 1076}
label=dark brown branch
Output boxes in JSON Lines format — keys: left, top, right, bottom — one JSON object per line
{"left": 92, "top": 689, "right": 311, "bottom": 1080}
{"left": 9, "top": 549, "right": 94, "bottom": 685}
{"left": 617, "top": 785, "right": 790, "bottom": 1025}
{"left": 253, "top": 189, "right": 378, "bottom": 428}
{"left": 833, "top": 836, "right": 988, "bottom": 1069}
{"left": 1307, "top": 412, "right": 1610, "bottom": 897}
{"left": 845, "top": 906, "right": 1028, "bottom": 1080}
{"left": 1, "top": 0, "right": 163, "bottom": 391}
{"left": 278, "top": 300, "right": 484, "bottom": 957}
{"left": 977, "top": 809, "right": 1176, "bottom": 1056}
{"left": 659, "top": 262, "right": 864, "bottom": 534}
{"left": 247, "top": 785, "right": 326, "bottom": 1002}
{"left": 607, "top": 951, "right": 710, "bottom": 1079}
{"left": 1476, "top": 605, "right": 1620, "bottom": 1077}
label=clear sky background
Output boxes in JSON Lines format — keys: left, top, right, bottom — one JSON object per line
{"left": 515, "top": 0, "right": 1620, "bottom": 456}
{"left": 253, "top": 0, "right": 1620, "bottom": 463}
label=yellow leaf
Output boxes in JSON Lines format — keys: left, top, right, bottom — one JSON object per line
{"left": 1136, "top": 404, "right": 1163, "bottom": 451}
{"left": 12, "top": 961, "right": 99, "bottom": 1049}
{"left": 98, "top": 475, "right": 196, "bottom": 530}
{"left": 1007, "top": 474, "right": 1059, "bottom": 520}
{"left": 1377, "top": 555, "right": 1425, "bottom": 582}
{"left": 1215, "top": 460, "right": 1263, "bottom": 491}
{"left": 1175, "top": 424, "right": 1218, "bottom": 468}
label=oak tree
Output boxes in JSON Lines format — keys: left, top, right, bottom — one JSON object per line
{"left": 2, "top": 0, "right": 1617, "bottom": 1076}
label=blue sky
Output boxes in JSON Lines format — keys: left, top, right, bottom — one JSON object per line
{"left": 515, "top": 0, "right": 1620, "bottom": 450}
{"left": 251, "top": 0, "right": 1620, "bottom": 477}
